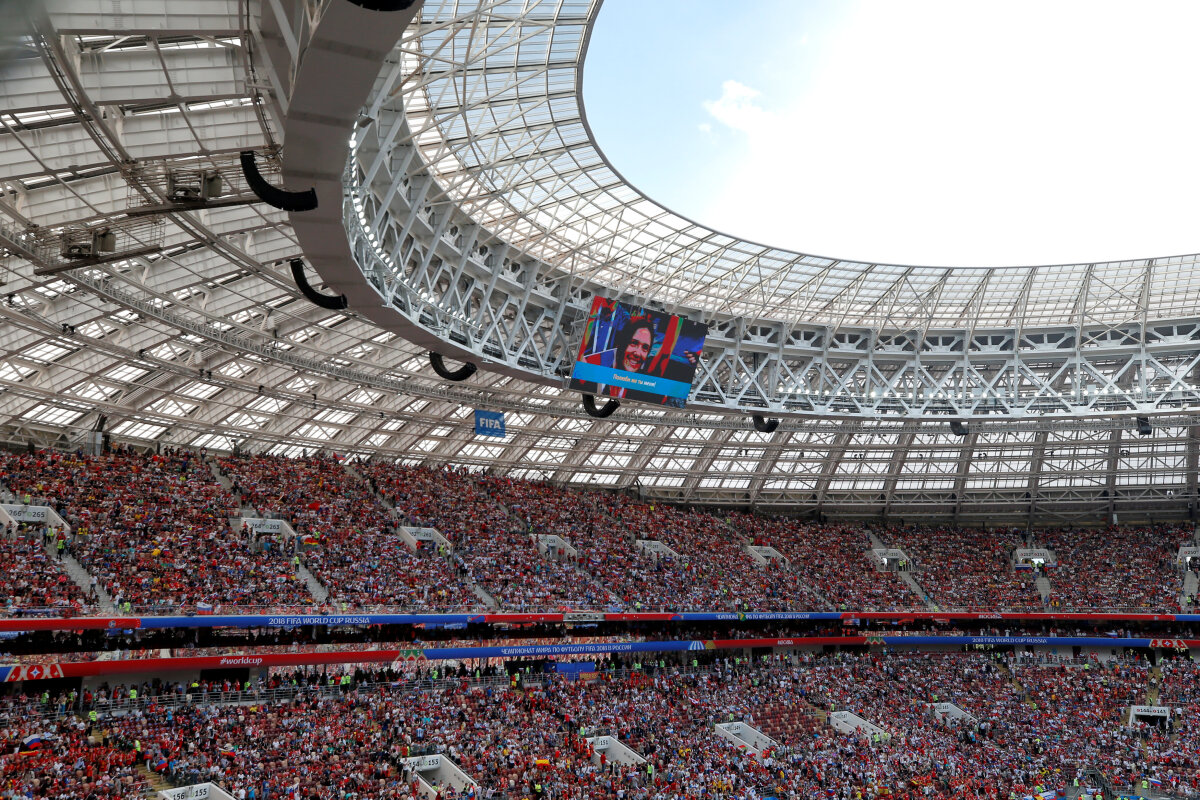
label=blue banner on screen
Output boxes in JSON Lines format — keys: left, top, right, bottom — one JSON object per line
{"left": 474, "top": 410, "right": 505, "bottom": 438}
{"left": 569, "top": 297, "right": 708, "bottom": 408}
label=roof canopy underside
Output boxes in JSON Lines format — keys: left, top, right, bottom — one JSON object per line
{"left": 391, "top": 0, "right": 1200, "bottom": 331}
{"left": 0, "top": 0, "right": 1195, "bottom": 521}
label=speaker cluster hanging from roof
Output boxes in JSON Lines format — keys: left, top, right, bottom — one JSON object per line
{"left": 240, "top": 150, "right": 318, "bottom": 212}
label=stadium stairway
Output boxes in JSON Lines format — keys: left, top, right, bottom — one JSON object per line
{"left": 898, "top": 570, "right": 937, "bottom": 609}
{"left": 341, "top": 461, "right": 499, "bottom": 608}
{"left": 137, "top": 762, "right": 172, "bottom": 794}
{"left": 296, "top": 560, "right": 329, "bottom": 604}
{"left": 866, "top": 530, "right": 935, "bottom": 609}
{"left": 1147, "top": 666, "right": 1162, "bottom": 705}
{"left": 49, "top": 537, "right": 116, "bottom": 614}
{"left": 207, "top": 458, "right": 236, "bottom": 492}
{"left": 800, "top": 576, "right": 836, "bottom": 610}
{"left": 1036, "top": 574, "right": 1054, "bottom": 603}
{"left": 498, "top": 495, "right": 623, "bottom": 608}
{"left": 997, "top": 660, "right": 1033, "bottom": 706}
{"left": 209, "top": 459, "right": 260, "bottom": 517}
{"left": 472, "top": 583, "right": 499, "bottom": 609}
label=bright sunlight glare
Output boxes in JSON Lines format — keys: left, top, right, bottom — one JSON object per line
{"left": 584, "top": 0, "right": 1200, "bottom": 267}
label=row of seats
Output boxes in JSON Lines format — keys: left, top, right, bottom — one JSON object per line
{"left": 219, "top": 456, "right": 480, "bottom": 611}
{"left": 3, "top": 652, "right": 1197, "bottom": 799}
{"left": 1, "top": 448, "right": 1195, "bottom": 614}
{"left": 1, "top": 451, "right": 311, "bottom": 614}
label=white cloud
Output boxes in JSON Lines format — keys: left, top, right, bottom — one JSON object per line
{"left": 701, "top": 81, "right": 775, "bottom": 135}
{"left": 695, "top": 0, "right": 1200, "bottom": 267}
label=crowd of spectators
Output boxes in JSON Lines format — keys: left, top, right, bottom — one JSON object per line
{"left": 1158, "top": 656, "right": 1200, "bottom": 705}
{"left": 0, "top": 450, "right": 311, "bottom": 614}
{"left": 604, "top": 501, "right": 817, "bottom": 611}
{"left": 364, "top": 464, "right": 616, "bottom": 610}
{"left": 731, "top": 515, "right": 923, "bottom": 610}
{"left": 218, "top": 455, "right": 481, "bottom": 611}
{"left": 0, "top": 715, "right": 145, "bottom": 799}
{"left": 884, "top": 526, "right": 1042, "bottom": 611}
{"left": 1040, "top": 525, "right": 1193, "bottom": 611}
{"left": 4, "top": 651, "right": 1200, "bottom": 799}
{"left": 488, "top": 479, "right": 651, "bottom": 609}
{"left": 4, "top": 449, "right": 1199, "bottom": 615}
{"left": 0, "top": 530, "right": 91, "bottom": 616}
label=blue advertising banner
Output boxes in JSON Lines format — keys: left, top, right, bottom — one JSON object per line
{"left": 424, "top": 640, "right": 703, "bottom": 661}
{"left": 474, "top": 409, "right": 506, "bottom": 438}
{"left": 3, "top": 610, "right": 1196, "bottom": 635}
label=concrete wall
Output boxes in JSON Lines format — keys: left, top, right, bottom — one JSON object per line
{"left": 399, "top": 526, "right": 453, "bottom": 552}
{"left": 0, "top": 504, "right": 69, "bottom": 532}
{"left": 587, "top": 735, "right": 645, "bottom": 765}
{"left": 534, "top": 534, "right": 578, "bottom": 559}
{"left": 636, "top": 539, "right": 680, "bottom": 558}
{"left": 713, "top": 721, "right": 778, "bottom": 755}
{"left": 829, "top": 711, "right": 889, "bottom": 739}
{"left": 159, "top": 783, "right": 236, "bottom": 800}
{"left": 401, "top": 754, "right": 477, "bottom": 798}
{"left": 745, "top": 545, "right": 788, "bottom": 566}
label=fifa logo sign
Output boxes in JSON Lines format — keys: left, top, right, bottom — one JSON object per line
{"left": 474, "top": 409, "right": 506, "bottom": 438}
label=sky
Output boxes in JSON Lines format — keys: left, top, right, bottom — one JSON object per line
{"left": 583, "top": 0, "right": 1200, "bottom": 267}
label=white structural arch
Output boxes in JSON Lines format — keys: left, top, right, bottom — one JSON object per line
{"left": 333, "top": 0, "right": 1200, "bottom": 424}
{"left": 0, "top": 0, "right": 1195, "bottom": 524}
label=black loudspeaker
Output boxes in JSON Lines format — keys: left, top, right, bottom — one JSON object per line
{"left": 240, "top": 151, "right": 318, "bottom": 212}
{"left": 1136, "top": 416, "right": 1152, "bottom": 436}
{"left": 429, "top": 352, "right": 477, "bottom": 382}
{"left": 752, "top": 415, "right": 780, "bottom": 434}
{"left": 345, "top": 0, "right": 418, "bottom": 9}
{"left": 582, "top": 394, "right": 620, "bottom": 419}
{"left": 949, "top": 420, "right": 968, "bottom": 437}
{"left": 289, "top": 259, "right": 348, "bottom": 310}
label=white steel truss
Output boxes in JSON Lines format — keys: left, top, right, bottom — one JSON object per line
{"left": 0, "top": 0, "right": 1195, "bottom": 524}
{"left": 335, "top": 0, "right": 1200, "bottom": 421}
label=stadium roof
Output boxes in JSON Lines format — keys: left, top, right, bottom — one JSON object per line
{"left": 0, "top": 0, "right": 1195, "bottom": 523}
{"left": 394, "top": 0, "right": 1200, "bottom": 331}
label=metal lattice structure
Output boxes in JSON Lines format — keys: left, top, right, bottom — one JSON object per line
{"left": 0, "top": 0, "right": 1195, "bottom": 524}
{"left": 337, "top": 0, "right": 1200, "bottom": 422}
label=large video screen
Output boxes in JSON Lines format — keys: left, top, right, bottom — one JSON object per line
{"left": 569, "top": 297, "right": 708, "bottom": 408}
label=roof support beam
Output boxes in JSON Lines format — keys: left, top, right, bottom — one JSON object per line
{"left": 951, "top": 431, "right": 978, "bottom": 525}
{"left": 1026, "top": 429, "right": 1050, "bottom": 529}
{"left": 1188, "top": 424, "right": 1199, "bottom": 521}
{"left": 815, "top": 428, "right": 853, "bottom": 511}
{"left": 882, "top": 431, "right": 916, "bottom": 517}
{"left": 679, "top": 429, "right": 737, "bottom": 499}
{"left": 551, "top": 420, "right": 611, "bottom": 482}
{"left": 747, "top": 431, "right": 793, "bottom": 503}
{"left": 1105, "top": 427, "right": 1122, "bottom": 523}
{"left": 617, "top": 427, "right": 678, "bottom": 491}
